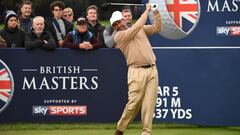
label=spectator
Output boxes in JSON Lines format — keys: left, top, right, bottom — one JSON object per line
{"left": 0, "top": 35, "right": 7, "bottom": 48}
{"left": 103, "top": 25, "right": 116, "bottom": 48}
{"left": 63, "top": 7, "right": 74, "bottom": 24}
{"left": 122, "top": 8, "right": 133, "bottom": 27}
{"left": 86, "top": 5, "right": 106, "bottom": 48}
{"left": 103, "top": 11, "right": 123, "bottom": 48}
{"left": 63, "top": 17, "right": 101, "bottom": 50}
{"left": 103, "top": 9, "right": 132, "bottom": 48}
{"left": 45, "top": 1, "right": 73, "bottom": 47}
{"left": 18, "top": 0, "right": 34, "bottom": 33}
{"left": 25, "top": 16, "right": 56, "bottom": 50}
{"left": 0, "top": 10, "right": 25, "bottom": 48}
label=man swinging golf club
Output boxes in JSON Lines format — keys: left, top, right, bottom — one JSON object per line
{"left": 110, "top": 2, "right": 162, "bottom": 135}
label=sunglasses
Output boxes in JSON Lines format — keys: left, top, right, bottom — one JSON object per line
{"left": 63, "top": 14, "right": 73, "bottom": 17}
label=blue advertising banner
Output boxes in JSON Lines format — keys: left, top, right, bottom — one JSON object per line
{"left": 0, "top": 49, "right": 128, "bottom": 123}
{"left": 142, "top": 0, "right": 240, "bottom": 46}
{"left": 153, "top": 48, "right": 240, "bottom": 125}
{"left": 0, "top": 49, "right": 240, "bottom": 126}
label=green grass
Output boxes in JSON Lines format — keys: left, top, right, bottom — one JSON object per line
{"left": 0, "top": 123, "right": 239, "bottom": 135}
{"left": 100, "top": 20, "right": 110, "bottom": 27}
{"left": 0, "top": 24, "right": 3, "bottom": 30}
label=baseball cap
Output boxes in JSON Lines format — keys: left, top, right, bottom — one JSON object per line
{"left": 110, "top": 11, "right": 123, "bottom": 26}
{"left": 77, "top": 17, "right": 87, "bottom": 25}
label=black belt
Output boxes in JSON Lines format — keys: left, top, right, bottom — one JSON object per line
{"left": 137, "top": 64, "right": 155, "bottom": 68}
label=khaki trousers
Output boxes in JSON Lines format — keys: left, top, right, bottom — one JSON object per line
{"left": 117, "top": 66, "right": 158, "bottom": 135}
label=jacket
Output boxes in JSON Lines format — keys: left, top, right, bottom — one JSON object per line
{"left": 44, "top": 17, "right": 73, "bottom": 47}
{"left": 103, "top": 26, "right": 116, "bottom": 48}
{"left": 0, "top": 27, "right": 25, "bottom": 48}
{"left": 63, "top": 29, "right": 101, "bottom": 49}
{"left": 19, "top": 17, "right": 33, "bottom": 33}
{"left": 87, "top": 22, "right": 106, "bottom": 48}
{"left": 25, "top": 29, "right": 56, "bottom": 50}
{"left": 0, "top": 35, "right": 7, "bottom": 48}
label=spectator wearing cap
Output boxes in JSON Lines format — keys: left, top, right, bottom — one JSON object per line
{"left": 18, "top": 0, "right": 34, "bottom": 33}
{"left": 86, "top": 5, "right": 106, "bottom": 48}
{"left": 63, "top": 17, "right": 101, "bottom": 50}
{"left": 25, "top": 16, "right": 56, "bottom": 50}
{"left": 45, "top": 1, "right": 73, "bottom": 47}
{"left": 0, "top": 10, "right": 25, "bottom": 48}
{"left": 63, "top": 7, "right": 74, "bottom": 24}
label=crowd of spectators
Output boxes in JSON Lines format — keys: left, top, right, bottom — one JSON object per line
{"left": 0, "top": 0, "right": 133, "bottom": 51}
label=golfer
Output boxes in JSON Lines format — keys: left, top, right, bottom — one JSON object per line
{"left": 110, "top": 3, "right": 162, "bottom": 135}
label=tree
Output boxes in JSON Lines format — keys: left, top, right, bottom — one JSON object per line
{"left": 0, "top": 0, "right": 142, "bottom": 24}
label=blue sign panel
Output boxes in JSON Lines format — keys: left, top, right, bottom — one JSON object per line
{"left": 153, "top": 48, "right": 240, "bottom": 125}
{"left": 142, "top": 0, "right": 240, "bottom": 46}
{"left": 0, "top": 49, "right": 240, "bottom": 126}
{"left": 0, "top": 49, "right": 128, "bottom": 123}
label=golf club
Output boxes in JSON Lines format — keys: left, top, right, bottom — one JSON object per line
{"left": 101, "top": 3, "right": 145, "bottom": 7}
{"left": 101, "top": 3, "right": 157, "bottom": 11}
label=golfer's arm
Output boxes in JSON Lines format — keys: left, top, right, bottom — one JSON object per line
{"left": 115, "top": 10, "right": 149, "bottom": 43}
{"left": 144, "top": 11, "right": 162, "bottom": 36}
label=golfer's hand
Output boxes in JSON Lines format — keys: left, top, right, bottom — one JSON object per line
{"left": 146, "top": 3, "right": 151, "bottom": 12}
{"left": 153, "top": 9, "right": 160, "bottom": 15}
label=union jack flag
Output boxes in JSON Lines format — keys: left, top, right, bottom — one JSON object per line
{"left": 0, "top": 61, "right": 13, "bottom": 112}
{"left": 166, "top": 0, "right": 199, "bottom": 33}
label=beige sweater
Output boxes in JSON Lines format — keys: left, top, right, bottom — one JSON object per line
{"left": 114, "top": 10, "right": 161, "bottom": 67}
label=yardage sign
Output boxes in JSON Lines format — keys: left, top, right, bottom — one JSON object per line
{"left": 0, "top": 59, "right": 14, "bottom": 114}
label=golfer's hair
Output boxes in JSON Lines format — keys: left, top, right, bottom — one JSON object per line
{"left": 122, "top": 9, "right": 132, "bottom": 14}
{"left": 86, "top": 5, "right": 98, "bottom": 14}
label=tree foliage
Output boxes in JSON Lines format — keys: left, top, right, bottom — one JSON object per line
{"left": 0, "top": 0, "right": 142, "bottom": 23}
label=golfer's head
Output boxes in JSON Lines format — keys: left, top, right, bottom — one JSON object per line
{"left": 110, "top": 11, "right": 127, "bottom": 31}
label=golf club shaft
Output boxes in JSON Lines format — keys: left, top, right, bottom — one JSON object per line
{"left": 102, "top": 3, "right": 144, "bottom": 7}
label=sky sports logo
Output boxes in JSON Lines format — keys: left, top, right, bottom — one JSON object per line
{"left": 32, "top": 106, "right": 87, "bottom": 116}
{"left": 216, "top": 26, "right": 240, "bottom": 36}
